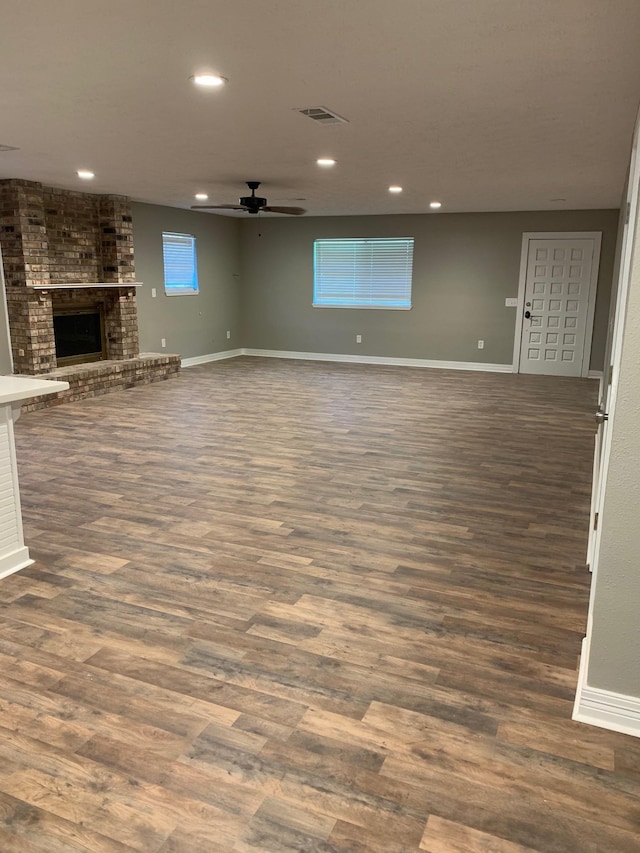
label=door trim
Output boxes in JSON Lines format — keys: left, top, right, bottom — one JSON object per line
{"left": 512, "top": 231, "right": 602, "bottom": 377}
{"left": 574, "top": 107, "right": 640, "bottom": 735}
{"left": 586, "top": 123, "right": 640, "bottom": 579}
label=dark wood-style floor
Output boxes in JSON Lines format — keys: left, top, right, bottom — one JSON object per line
{"left": 1, "top": 357, "right": 638, "bottom": 852}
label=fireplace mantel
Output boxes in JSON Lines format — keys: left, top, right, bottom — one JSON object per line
{"left": 32, "top": 282, "right": 143, "bottom": 291}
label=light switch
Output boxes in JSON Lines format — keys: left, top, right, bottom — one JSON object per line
{"left": 151, "top": 287, "right": 157, "bottom": 298}
{"left": 505, "top": 298, "right": 518, "bottom": 307}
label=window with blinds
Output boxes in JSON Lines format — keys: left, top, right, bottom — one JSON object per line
{"left": 162, "top": 232, "right": 199, "bottom": 296}
{"left": 313, "top": 237, "right": 414, "bottom": 309}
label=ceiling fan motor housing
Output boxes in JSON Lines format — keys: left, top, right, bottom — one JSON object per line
{"left": 239, "top": 194, "right": 267, "bottom": 213}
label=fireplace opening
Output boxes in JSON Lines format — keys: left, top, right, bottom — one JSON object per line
{"left": 53, "top": 305, "right": 107, "bottom": 367}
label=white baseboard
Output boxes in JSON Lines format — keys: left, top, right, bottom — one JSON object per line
{"left": 181, "top": 347, "right": 594, "bottom": 377}
{"left": 241, "top": 348, "right": 513, "bottom": 373}
{"left": 181, "top": 349, "right": 243, "bottom": 367}
{"left": 0, "top": 548, "right": 33, "bottom": 580}
{"left": 573, "top": 639, "right": 640, "bottom": 738}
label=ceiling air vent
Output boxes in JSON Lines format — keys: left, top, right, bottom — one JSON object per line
{"left": 297, "top": 107, "right": 348, "bottom": 125}
{"left": 0, "top": 144, "right": 19, "bottom": 152}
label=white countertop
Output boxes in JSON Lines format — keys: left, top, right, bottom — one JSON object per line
{"left": 0, "top": 375, "right": 70, "bottom": 405}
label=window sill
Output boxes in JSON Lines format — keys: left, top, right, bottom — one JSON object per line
{"left": 312, "top": 303, "right": 411, "bottom": 310}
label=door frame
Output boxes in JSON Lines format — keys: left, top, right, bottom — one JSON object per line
{"left": 586, "top": 122, "right": 640, "bottom": 576}
{"left": 512, "top": 231, "right": 602, "bottom": 377}
{"left": 573, "top": 110, "right": 640, "bottom": 734}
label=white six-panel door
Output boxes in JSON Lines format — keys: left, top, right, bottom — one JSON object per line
{"left": 515, "top": 234, "right": 601, "bottom": 377}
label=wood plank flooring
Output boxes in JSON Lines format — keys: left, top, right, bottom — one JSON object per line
{"left": 0, "top": 357, "right": 638, "bottom": 852}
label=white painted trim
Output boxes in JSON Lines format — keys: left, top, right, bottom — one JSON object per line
{"left": 181, "top": 347, "right": 520, "bottom": 374}
{"left": 582, "top": 233, "right": 602, "bottom": 378}
{"left": 574, "top": 642, "right": 640, "bottom": 738}
{"left": 0, "top": 246, "right": 13, "bottom": 374}
{"left": 513, "top": 231, "right": 602, "bottom": 378}
{"left": 512, "top": 238, "right": 529, "bottom": 371}
{"left": 587, "top": 115, "right": 640, "bottom": 583}
{"left": 242, "top": 349, "right": 513, "bottom": 372}
{"left": 181, "top": 349, "right": 243, "bottom": 367}
{"left": 0, "top": 549, "right": 33, "bottom": 580}
{"left": 181, "top": 347, "right": 596, "bottom": 377}
{"left": 0, "top": 403, "right": 34, "bottom": 582}
{"left": 578, "top": 108, "right": 640, "bottom": 708}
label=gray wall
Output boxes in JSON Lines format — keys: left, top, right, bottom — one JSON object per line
{"left": 240, "top": 209, "right": 619, "bottom": 369}
{"left": 587, "top": 189, "right": 640, "bottom": 696}
{"left": 132, "top": 203, "right": 241, "bottom": 359}
{"left": 0, "top": 203, "right": 621, "bottom": 369}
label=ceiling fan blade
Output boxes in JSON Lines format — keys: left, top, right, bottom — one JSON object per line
{"left": 262, "top": 205, "right": 306, "bottom": 216}
{"left": 190, "top": 204, "right": 249, "bottom": 210}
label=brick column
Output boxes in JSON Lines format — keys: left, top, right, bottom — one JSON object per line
{"left": 4, "top": 290, "right": 56, "bottom": 375}
{"left": 99, "top": 196, "right": 135, "bottom": 283}
{"left": 104, "top": 289, "right": 140, "bottom": 359}
{"left": 0, "top": 180, "right": 56, "bottom": 374}
{"left": 99, "top": 196, "right": 139, "bottom": 359}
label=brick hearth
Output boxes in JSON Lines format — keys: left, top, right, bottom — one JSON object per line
{"left": 22, "top": 354, "right": 181, "bottom": 412}
{"left": 0, "top": 180, "right": 180, "bottom": 405}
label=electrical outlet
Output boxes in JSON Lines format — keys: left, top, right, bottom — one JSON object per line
{"left": 356, "top": 334, "right": 362, "bottom": 344}
{"left": 477, "top": 340, "right": 484, "bottom": 349}
{"left": 226, "top": 330, "right": 231, "bottom": 340}
{"left": 151, "top": 287, "right": 157, "bottom": 298}
{"left": 161, "top": 338, "right": 166, "bottom": 348}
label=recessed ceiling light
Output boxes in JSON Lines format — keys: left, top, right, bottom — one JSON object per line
{"left": 195, "top": 193, "right": 209, "bottom": 200}
{"left": 317, "top": 158, "right": 336, "bottom": 167}
{"left": 550, "top": 197, "right": 566, "bottom": 202}
{"left": 389, "top": 186, "right": 403, "bottom": 193}
{"left": 429, "top": 201, "right": 442, "bottom": 209}
{"left": 191, "top": 73, "right": 227, "bottom": 88}
{"left": 77, "top": 170, "right": 95, "bottom": 180}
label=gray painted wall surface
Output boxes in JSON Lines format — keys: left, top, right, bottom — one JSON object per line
{"left": 587, "top": 195, "right": 640, "bottom": 697}
{"left": 240, "top": 210, "right": 618, "bottom": 369}
{"left": 132, "top": 203, "right": 241, "bottom": 359}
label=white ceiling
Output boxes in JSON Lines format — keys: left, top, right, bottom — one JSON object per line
{"left": 2, "top": 0, "right": 640, "bottom": 216}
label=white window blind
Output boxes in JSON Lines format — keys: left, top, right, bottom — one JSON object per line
{"left": 313, "top": 237, "right": 414, "bottom": 309}
{"left": 162, "top": 232, "right": 199, "bottom": 296}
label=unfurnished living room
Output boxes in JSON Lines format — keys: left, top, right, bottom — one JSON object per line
{"left": 1, "top": 2, "right": 640, "bottom": 851}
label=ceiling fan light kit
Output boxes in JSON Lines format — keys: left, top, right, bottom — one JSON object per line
{"left": 191, "top": 181, "right": 306, "bottom": 215}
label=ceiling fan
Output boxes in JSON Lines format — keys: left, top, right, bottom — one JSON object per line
{"left": 191, "top": 181, "right": 306, "bottom": 215}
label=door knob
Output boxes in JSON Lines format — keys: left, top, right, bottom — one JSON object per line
{"left": 524, "top": 310, "right": 531, "bottom": 319}
{"left": 595, "top": 410, "right": 609, "bottom": 425}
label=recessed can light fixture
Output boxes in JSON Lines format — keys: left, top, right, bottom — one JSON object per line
{"left": 191, "top": 73, "right": 227, "bottom": 87}
{"left": 550, "top": 197, "right": 566, "bottom": 202}
{"left": 317, "top": 158, "right": 336, "bottom": 167}
{"left": 77, "top": 170, "right": 95, "bottom": 180}
{"left": 389, "top": 186, "right": 403, "bottom": 193}
{"left": 195, "top": 193, "right": 209, "bottom": 200}
{"left": 429, "top": 201, "right": 442, "bottom": 209}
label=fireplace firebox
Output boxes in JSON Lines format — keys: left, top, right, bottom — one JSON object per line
{"left": 53, "top": 305, "right": 107, "bottom": 367}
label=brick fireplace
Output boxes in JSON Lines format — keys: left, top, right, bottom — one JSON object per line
{"left": 0, "top": 180, "right": 180, "bottom": 408}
